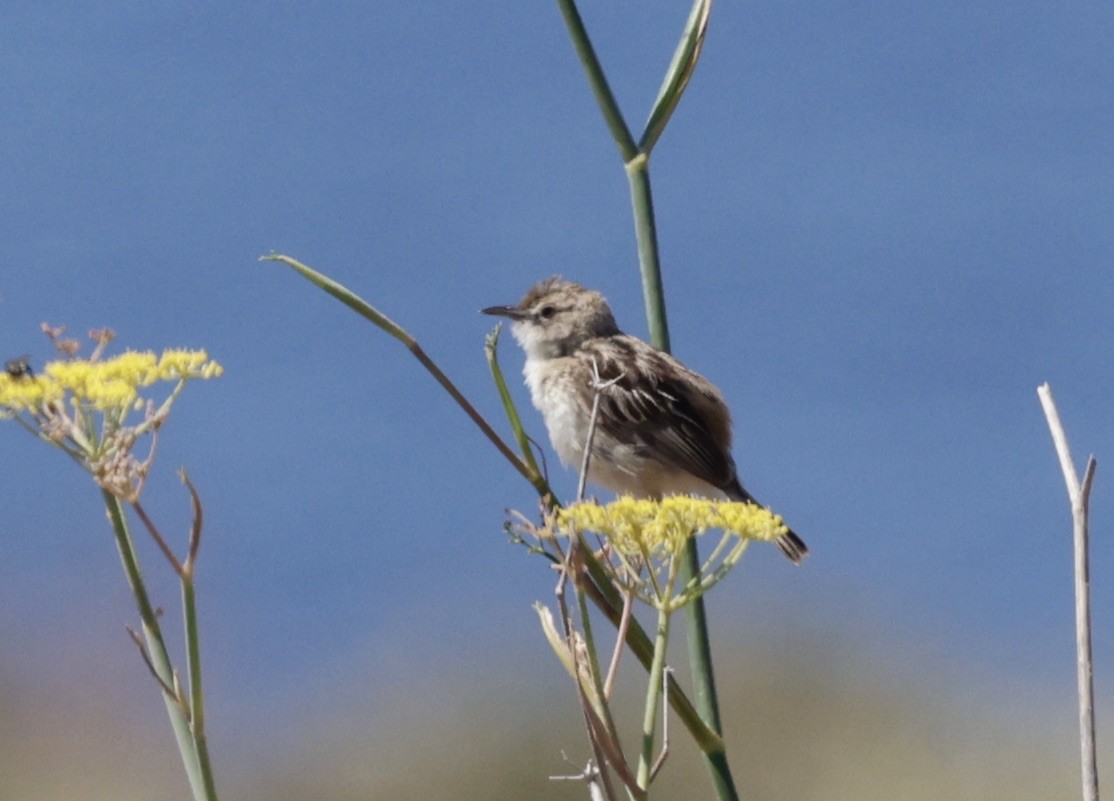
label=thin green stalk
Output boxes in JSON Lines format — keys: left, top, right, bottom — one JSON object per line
{"left": 626, "top": 64, "right": 734, "bottom": 801}
{"left": 630, "top": 173, "right": 737, "bottom": 794}
{"left": 575, "top": 583, "right": 621, "bottom": 748}
{"left": 636, "top": 606, "right": 671, "bottom": 790}
{"left": 484, "top": 326, "right": 545, "bottom": 485}
{"left": 179, "top": 472, "right": 208, "bottom": 749}
{"left": 182, "top": 575, "right": 219, "bottom": 801}
{"left": 554, "top": 0, "right": 637, "bottom": 162}
{"left": 102, "top": 490, "right": 209, "bottom": 801}
{"left": 677, "top": 538, "right": 726, "bottom": 734}
{"left": 624, "top": 158, "right": 671, "bottom": 352}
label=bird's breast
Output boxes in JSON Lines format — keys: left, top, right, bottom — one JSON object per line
{"left": 523, "top": 357, "right": 586, "bottom": 468}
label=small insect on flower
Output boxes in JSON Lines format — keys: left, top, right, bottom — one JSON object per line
{"left": 4, "top": 355, "right": 33, "bottom": 379}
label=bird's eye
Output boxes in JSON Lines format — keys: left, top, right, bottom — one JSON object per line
{"left": 538, "top": 305, "right": 557, "bottom": 319}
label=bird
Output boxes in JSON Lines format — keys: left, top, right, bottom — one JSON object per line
{"left": 482, "top": 276, "right": 808, "bottom": 563}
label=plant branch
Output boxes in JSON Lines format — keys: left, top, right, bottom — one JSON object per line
{"left": 133, "top": 500, "right": 185, "bottom": 576}
{"left": 102, "top": 490, "right": 210, "bottom": 801}
{"left": 636, "top": 606, "right": 671, "bottom": 790}
{"left": 126, "top": 625, "right": 183, "bottom": 703}
{"left": 554, "top": 0, "right": 638, "bottom": 162}
{"left": 485, "top": 325, "right": 546, "bottom": 485}
{"left": 176, "top": 470, "right": 219, "bottom": 801}
{"left": 603, "top": 589, "right": 634, "bottom": 699}
{"left": 639, "top": 0, "right": 712, "bottom": 154}
{"left": 180, "top": 469, "right": 204, "bottom": 573}
{"left": 262, "top": 254, "right": 550, "bottom": 499}
{"left": 649, "top": 666, "right": 674, "bottom": 781}
{"left": 1038, "top": 382, "right": 1100, "bottom": 801}
{"left": 556, "top": 543, "right": 624, "bottom": 801}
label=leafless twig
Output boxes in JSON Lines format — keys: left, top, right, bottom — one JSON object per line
{"left": 133, "top": 501, "right": 184, "bottom": 576}
{"left": 126, "top": 625, "right": 185, "bottom": 709}
{"left": 577, "top": 358, "right": 623, "bottom": 502}
{"left": 603, "top": 589, "right": 635, "bottom": 699}
{"left": 179, "top": 469, "right": 204, "bottom": 574}
{"left": 550, "top": 758, "right": 606, "bottom": 801}
{"left": 1037, "top": 382, "right": 1100, "bottom": 801}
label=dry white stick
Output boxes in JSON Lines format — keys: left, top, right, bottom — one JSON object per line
{"left": 577, "top": 358, "right": 624, "bottom": 502}
{"left": 1038, "top": 382, "right": 1100, "bottom": 801}
{"left": 603, "top": 590, "right": 635, "bottom": 699}
{"left": 550, "top": 759, "right": 606, "bottom": 801}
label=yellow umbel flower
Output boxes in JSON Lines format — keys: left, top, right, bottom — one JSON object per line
{"left": 3, "top": 350, "right": 222, "bottom": 416}
{"left": 553, "top": 496, "right": 789, "bottom": 610}
{"left": 1, "top": 341, "right": 222, "bottom": 500}
{"left": 157, "top": 349, "right": 224, "bottom": 381}
{"left": 556, "top": 495, "right": 786, "bottom": 556}
{"left": 0, "top": 374, "right": 64, "bottom": 412}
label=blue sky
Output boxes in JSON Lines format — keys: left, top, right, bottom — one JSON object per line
{"left": 2, "top": 0, "right": 1111, "bottom": 760}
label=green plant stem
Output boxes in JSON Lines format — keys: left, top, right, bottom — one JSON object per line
{"left": 575, "top": 582, "right": 621, "bottom": 748}
{"left": 624, "top": 157, "right": 671, "bottom": 351}
{"left": 554, "top": 0, "right": 637, "bottom": 162}
{"left": 637, "top": 607, "right": 671, "bottom": 790}
{"left": 676, "top": 533, "right": 736, "bottom": 801}
{"left": 102, "top": 490, "right": 210, "bottom": 801}
{"left": 182, "top": 573, "right": 219, "bottom": 801}
{"left": 485, "top": 326, "right": 545, "bottom": 483}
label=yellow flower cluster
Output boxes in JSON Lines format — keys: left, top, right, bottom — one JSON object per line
{"left": 555, "top": 495, "right": 787, "bottom": 557}
{"left": 0, "top": 374, "right": 65, "bottom": 410}
{"left": 0, "top": 350, "right": 223, "bottom": 413}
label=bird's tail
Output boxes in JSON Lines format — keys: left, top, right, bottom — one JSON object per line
{"left": 773, "top": 528, "right": 809, "bottom": 564}
{"left": 729, "top": 481, "right": 809, "bottom": 565}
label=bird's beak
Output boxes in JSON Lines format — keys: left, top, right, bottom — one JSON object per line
{"left": 481, "top": 304, "right": 530, "bottom": 321}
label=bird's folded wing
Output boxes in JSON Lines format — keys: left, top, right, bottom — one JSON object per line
{"left": 579, "top": 338, "right": 736, "bottom": 491}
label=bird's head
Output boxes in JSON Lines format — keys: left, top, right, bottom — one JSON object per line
{"left": 482, "top": 277, "right": 620, "bottom": 359}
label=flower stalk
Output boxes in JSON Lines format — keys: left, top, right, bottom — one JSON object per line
{"left": 104, "top": 489, "right": 210, "bottom": 800}
{"left": 637, "top": 606, "right": 672, "bottom": 790}
{"left": 2, "top": 332, "right": 222, "bottom": 801}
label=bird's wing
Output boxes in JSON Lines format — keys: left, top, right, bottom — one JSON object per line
{"left": 579, "top": 337, "right": 737, "bottom": 491}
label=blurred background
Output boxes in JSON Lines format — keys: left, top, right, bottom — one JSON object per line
{"left": 1, "top": 2, "right": 1111, "bottom": 799}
